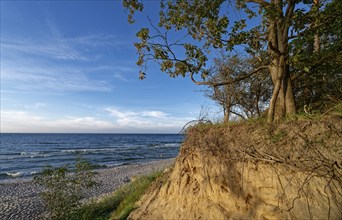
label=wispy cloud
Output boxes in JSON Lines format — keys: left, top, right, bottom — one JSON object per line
{"left": 87, "top": 65, "right": 137, "bottom": 82}
{"left": 1, "top": 33, "right": 124, "bottom": 62}
{"left": 1, "top": 109, "right": 193, "bottom": 133}
{"left": 1, "top": 18, "right": 126, "bottom": 62}
{"left": 2, "top": 39, "right": 89, "bottom": 61}
{"left": 1, "top": 111, "right": 115, "bottom": 133}
{"left": 105, "top": 107, "right": 193, "bottom": 130}
{"left": 1, "top": 64, "right": 112, "bottom": 92}
{"left": 0, "top": 17, "right": 135, "bottom": 94}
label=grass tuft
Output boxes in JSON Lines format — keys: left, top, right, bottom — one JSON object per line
{"left": 79, "top": 170, "right": 163, "bottom": 220}
{"left": 109, "top": 171, "right": 162, "bottom": 220}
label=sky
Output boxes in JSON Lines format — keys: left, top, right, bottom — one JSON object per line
{"left": 0, "top": 0, "right": 217, "bottom": 133}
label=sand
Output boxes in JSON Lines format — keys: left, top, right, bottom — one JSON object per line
{"left": 0, "top": 159, "right": 174, "bottom": 220}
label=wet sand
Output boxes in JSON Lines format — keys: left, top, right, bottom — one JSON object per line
{"left": 0, "top": 159, "right": 174, "bottom": 220}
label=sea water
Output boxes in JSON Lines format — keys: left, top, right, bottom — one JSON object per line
{"left": 0, "top": 133, "right": 183, "bottom": 182}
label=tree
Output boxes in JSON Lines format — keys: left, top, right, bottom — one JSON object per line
{"left": 291, "top": 0, "right": 342, "bottom": 112}
{"left": 205, "top": 54, "right": 271, "bottom": 122}
{"left": 123, "top": 0, "right": 336, "bottom": 122}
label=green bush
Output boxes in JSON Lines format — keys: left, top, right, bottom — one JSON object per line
{"left": 34, "top": 158, "right": 97, "bottom": 220}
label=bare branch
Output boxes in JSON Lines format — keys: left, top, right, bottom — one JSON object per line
{"left": 229, "top": 110, "right": 246, "bottom": 120}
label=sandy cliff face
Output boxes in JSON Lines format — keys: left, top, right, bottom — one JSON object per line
{"left": 129, "top": 118, "right": 342, "bottom": 219}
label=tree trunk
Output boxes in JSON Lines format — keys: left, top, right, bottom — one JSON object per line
{"left": 313, "top": 0, "right": 320, "bottom": 53}
{"left": 223, "top": 110, "right": 229, "bottom": 124}
{"left": 268, "top": 58, "right": 284, "bottom": 122}
{"left": 267, "top": 0, "right": 296, "bottom": 122}
{"left": 256, "top": 95, "right": 261, "bottom": 117}
{"left": 268, "top": 57, "right": 296, "bottom": 122}
{"left": 223, "top": 84, "right": 230, "bottom": 124}
{"left": 284, "top": 69, "right": 296, "bottom": 114}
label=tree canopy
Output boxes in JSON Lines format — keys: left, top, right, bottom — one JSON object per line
{"left": 123, "top": 0, "right": 341, "bottom": 122}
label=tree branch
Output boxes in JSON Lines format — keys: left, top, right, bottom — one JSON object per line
{"left": 244, "top": 0, "right": 270, "bottom": 7}
{"left": 229, "top": 109, "right": 246, "bottom": 120}
{"left": 190, "top": 65, "right": 269, "bottom": 87}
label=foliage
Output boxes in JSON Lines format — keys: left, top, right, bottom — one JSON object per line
{"left": 34, "top": 158, "right": 97, "bottom": 220}
{"left": 291, "top": 0, "right": 342, "bottom": 112}
{"left": 123, "top": 0, "right": 341, "bottom": 122}
{"left": 76, "top": 171, "right": 163, "bottom": 220}
{"left": 123, "top": 0, "right": 265, "bottom": 81}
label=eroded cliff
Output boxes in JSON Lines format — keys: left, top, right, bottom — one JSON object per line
{"left": 130, "top": 117, "right": 342, "bottom": 219}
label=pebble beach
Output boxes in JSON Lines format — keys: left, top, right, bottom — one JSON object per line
{"left": 0, "top": 159, "right": 174, "bottom": 220}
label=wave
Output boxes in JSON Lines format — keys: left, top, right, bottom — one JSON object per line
{"left": 21, "top": 151, "right": 51, "bottom": 158}
{"left": 60, "top": 147, "right": 142, "bottom": 154}
{"left": 0, "top": 172, "right": 24, "bottom": 178}
{"left": 21, "top": 152, "right": 39, "bottom": 155}
{"left": 0, "top": 152, "right": 52, "bottom": 160}
{"left": 0, "top": 133, "right": 182, "bottom": 182}
{"left": 164, "top": 143, "right": 180, "bottom": 147}
{"left": 20, "top": 152, "right": 45, "bottom": 157}
{"left": 0, "top": 171, "right": 39, "bottom": 180}
{"left": 149, "top": 143, "right": 180, "bottom": 148}
{"left": 6, "top": 172, "right": 22, "bottom": 177}
{"left": 61, "top": 148, "right": 117, "bottom": 154}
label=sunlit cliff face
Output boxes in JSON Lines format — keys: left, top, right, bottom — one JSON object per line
{"left": 129, "top": 118, "right": 342, "bottom": 219}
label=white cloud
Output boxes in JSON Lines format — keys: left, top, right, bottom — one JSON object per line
{"left": 141, "top": 111, "right": 169, "bottom": 118}
{"left": 54, "top": 117, "right": 114, "bottom": 129}
{"left": 0, "top": 111, "right": 115, "bottom": 133}
{"left": 105, "top": 107, "right": 193, "bottom": 130}
{"left": 0, "top": 109, "right": 194, "bottom": 133}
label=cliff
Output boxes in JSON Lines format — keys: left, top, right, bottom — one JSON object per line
{"left": 129, "top": 117, "right": 342, "bottom": 219}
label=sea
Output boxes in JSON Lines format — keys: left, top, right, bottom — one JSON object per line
{"left": 0, "top": 133, "right": 184, "bottom": 182}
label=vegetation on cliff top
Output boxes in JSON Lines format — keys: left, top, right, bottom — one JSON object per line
{"left": 129, "top": 114, "right": 342, "bottom": 219}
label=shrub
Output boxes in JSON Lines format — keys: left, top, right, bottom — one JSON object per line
{"left": 34, "top": 158, "right": 97, "bottom": 220}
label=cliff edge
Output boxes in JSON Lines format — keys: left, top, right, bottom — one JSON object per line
{"left": 130, "top": 117, "right": 342, "bottom": 219}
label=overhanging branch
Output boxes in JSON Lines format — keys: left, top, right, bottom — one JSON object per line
{"left": 190, "top": 65, "right": 269, "bottom": 87}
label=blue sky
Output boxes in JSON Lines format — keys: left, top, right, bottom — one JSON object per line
{"left": 1, "top": 1, "right": 218, "bottom": 133}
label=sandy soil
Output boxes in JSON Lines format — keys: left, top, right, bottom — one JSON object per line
{"left": 0, "top": 159, "right": 174, "bottom": 220}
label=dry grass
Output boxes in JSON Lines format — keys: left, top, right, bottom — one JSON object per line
{"left": 180, "top": 115, "right": 342, "bottom": 217}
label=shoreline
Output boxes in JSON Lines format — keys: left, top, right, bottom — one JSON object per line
{"left": 0, "top": 158, "right": 173, "bottom": 184}
{"left": 0, "top": 158, "right": 175, "bottom": 220}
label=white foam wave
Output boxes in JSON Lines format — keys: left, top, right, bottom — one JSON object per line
{"left": 164, "top": 143, "right": 179, "bottom": 147}
{"left": 61, "top": 148, "right": 117, "bottom": 153}
{"left": 19, "top": 152, "right": 49, "bottom": 158}
{"left": 6, "top": 172, "right": 22, "bottom": 177}
{"left": 21, "top": 152, "right": 40, "bottom": 155}
{"left": 152, "top": 143, "right": 180, "bottom": 148}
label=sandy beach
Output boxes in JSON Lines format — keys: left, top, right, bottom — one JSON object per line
{"left": 0, "top": 158, "right": 174, "bottom": 220}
